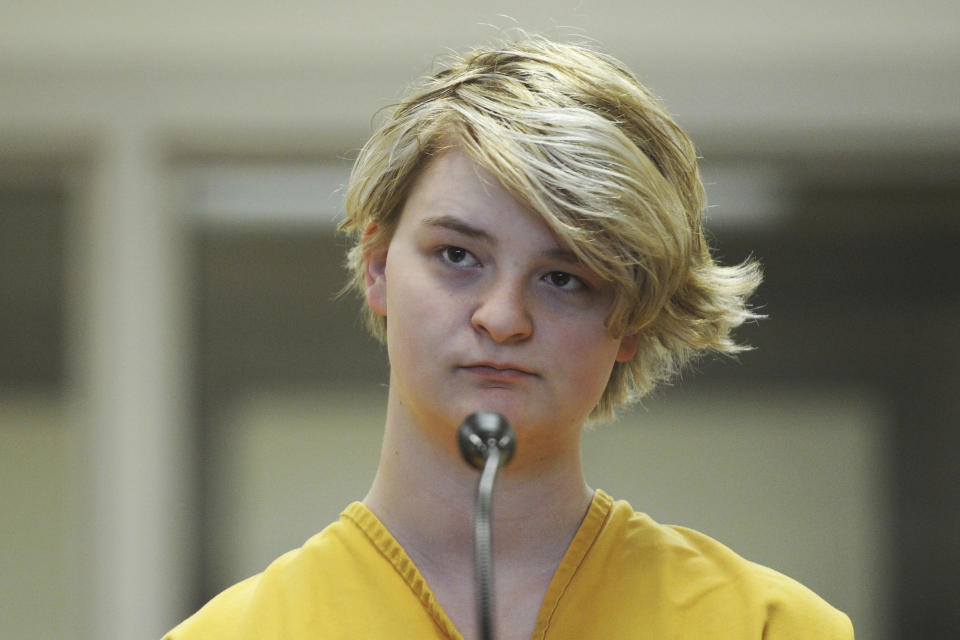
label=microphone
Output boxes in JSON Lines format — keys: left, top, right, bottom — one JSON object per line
{"left": 458, "top": 410, "right": 516, "bottom": 470}
{"left": 458, "top": 411, "right": 516, "bottom": 640}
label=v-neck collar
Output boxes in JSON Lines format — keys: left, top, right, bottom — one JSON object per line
{"left": 342, "top": 490, "right": 614, "bottom": 640}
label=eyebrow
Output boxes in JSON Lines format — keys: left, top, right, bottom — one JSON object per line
{"left": 421, "top": 215, "right": 494, "bottom": 242}
{"left": 420, "top": 214, "right": 583, "bottom": 265}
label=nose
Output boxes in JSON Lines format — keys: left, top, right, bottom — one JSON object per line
{"left": 471, "top": 276, "right": 533, "bottom": 344}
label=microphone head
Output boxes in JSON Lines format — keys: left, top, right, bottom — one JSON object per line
{"left": 457, "top": 410, "right": 516, "bottom": 470}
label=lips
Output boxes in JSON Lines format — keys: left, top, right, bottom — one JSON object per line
{"left": 460, "top": 361, "right": 537, "bottom": 380}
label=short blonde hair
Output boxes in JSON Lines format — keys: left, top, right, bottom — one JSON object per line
{"left": 339, "top": 35, "right": 761, "bottom": 420}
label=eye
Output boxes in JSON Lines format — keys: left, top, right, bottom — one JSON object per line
{"left": 444, "top": 247, "right": 468, "bottom": 263}
{"left": 438, "top": 245, "right": 478, "bottom": 267}
{"left": 545, "top": 271, "right": 583, "bottom": 291}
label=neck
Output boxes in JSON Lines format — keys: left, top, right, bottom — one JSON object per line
{"left": 361, "top": 392, "right": 595, "bottom": 640}
{"left": 362, "top": 396, "right": 594, "bottom": 580}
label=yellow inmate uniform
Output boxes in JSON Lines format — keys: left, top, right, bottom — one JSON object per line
{"left": 164, "top": 490, "right": 853, "bottom": 639}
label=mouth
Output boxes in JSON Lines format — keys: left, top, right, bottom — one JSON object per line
{"left": 460, "top": 362, "right": 538, "bottom": 380}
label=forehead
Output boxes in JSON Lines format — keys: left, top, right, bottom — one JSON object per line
{"left": 402, "top": 148, "right": 513, "bottom": 214}
{"left": 397, "top": 149, "right": 567, "bottom": 247}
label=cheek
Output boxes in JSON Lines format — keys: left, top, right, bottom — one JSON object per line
{"left": 387, "top": 271, "right": 441, "bottom": 320}
{"left": 554, "top": 323, "right": 621, "bottom": 386}
{"left": 384, "top": 272, "right": 457, "bottom": 356}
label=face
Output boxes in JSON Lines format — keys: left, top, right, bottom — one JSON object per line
{"left": 364, "top": 149, "right": 638, "bottom": 458}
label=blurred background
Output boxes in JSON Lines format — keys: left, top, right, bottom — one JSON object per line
{"left": 1, "top": 2, "right": 958, "bottom": 639}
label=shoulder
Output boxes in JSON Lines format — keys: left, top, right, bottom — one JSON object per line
{"left": 162, "top": 572, "right": 261, "bottom": 640}
{"left": 591, "top": 494, "right": 854, "bottom": 639}
{"left": 746, "top": 561, "right": 855, "bottom": 639}
{"left": 163, "top": 511, "right": 365, "bottom": 640}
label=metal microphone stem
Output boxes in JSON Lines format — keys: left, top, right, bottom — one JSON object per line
{"left": 457, "top": 410, "right": 515, "bottom": 640}
{"left": 474, "top": 444, "right": 502, "bottom": 640}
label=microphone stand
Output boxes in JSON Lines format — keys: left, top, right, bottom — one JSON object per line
{"left": 458, "top": 411, "right": 516, "bottom": 640}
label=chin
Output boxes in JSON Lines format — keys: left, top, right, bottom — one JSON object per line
{"left": 460, "top": 392, "right": 531, "bottom": 424}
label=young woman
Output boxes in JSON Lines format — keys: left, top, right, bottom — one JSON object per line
{"left": 165, "top": 36, "right": 853, "bottom": 640}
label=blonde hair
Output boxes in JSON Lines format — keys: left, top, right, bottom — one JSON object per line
{"left": 339, "top": 35, "right": 761, "bottom": 420}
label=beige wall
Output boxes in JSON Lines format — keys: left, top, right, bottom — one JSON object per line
{"left": 0, "top": 396, "right": 84, "bottom": 639}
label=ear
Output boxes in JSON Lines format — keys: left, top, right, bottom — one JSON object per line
{"left": 363, "top": 224, "right": 388, "bottom": 317}
{"left": 615, "top": 332, "right": 640, "bottom": 362}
